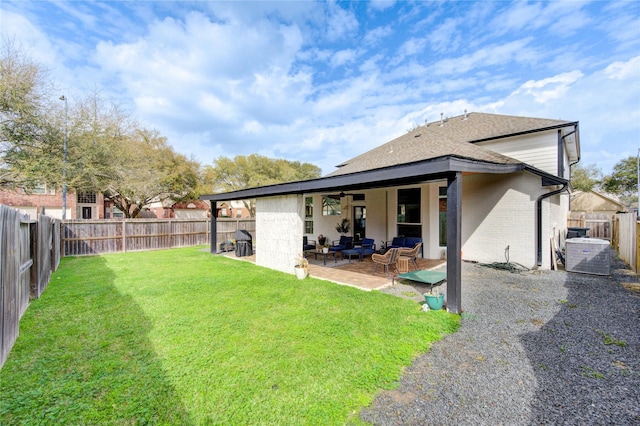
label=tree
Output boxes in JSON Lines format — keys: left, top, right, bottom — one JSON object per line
{"left": 202, "top": 154, "right": 322, "bottom": 216}
{"left": 0, "top": 38, "right": 60, "bottom": 190}
{"left": 602, "top": 156, "right": 638, "bottom": 204}
{"left": 570, "top": 163, "right": 602, "bottom": 192}
{"left": 103, "top": 129, "right": 200, "bottom": 218}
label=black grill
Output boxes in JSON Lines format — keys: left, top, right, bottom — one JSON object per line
{"left": 235, "top": 230, "right": 253, "bottom": 257}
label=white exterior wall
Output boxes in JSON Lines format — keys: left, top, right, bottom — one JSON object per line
{"left": 256, "top": 195, "right": 304, "bottom": 274}
{"left": 424, "top": 183, "right": 447, "bottom": 259}
{"left": 477, "top": 131, "right": 558, "bottom": 176}
{"left": 460, "top": 171, "right": 568, "bottom": 269}
{"left": 361, "top": 189, "right": 387, "bottom": 247}
{"left": 461, "top": 172, "right": 544, "bottom": 268}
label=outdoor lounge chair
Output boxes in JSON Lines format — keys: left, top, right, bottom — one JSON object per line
{"left": 329, "top": 235, "right": 353, "bottom": 252}
{"left": 371, "top": 248, "right": 400, "bottom": 277}
{"left": 398, "top": 242, "right": 422, "bottom": 270}
{"left": 303, "top": 236, "right": 316, "bottom": 251}
{"left": 342, "top": 238, "right": 376, "bottom": 262}
{"left": 392, "top": 270, "right": 446, "bottom": 292}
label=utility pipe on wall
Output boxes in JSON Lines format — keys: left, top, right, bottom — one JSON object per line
{"left": 536, "top": 182, "right": 568, "bottom": 267}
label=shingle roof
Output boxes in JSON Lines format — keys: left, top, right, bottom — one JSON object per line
{"left": 327, "top": 112, "right": 574, "bottom": 176}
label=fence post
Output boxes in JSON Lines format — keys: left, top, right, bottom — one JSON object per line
{"left": 636, "top": 221, "right": 640, "bottom": 273}
{"left": 122, "top": 220, "right": 126, "bottom": 253}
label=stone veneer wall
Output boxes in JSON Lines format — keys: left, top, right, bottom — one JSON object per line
{"left": 255, "top": 195, "right": 304, "bottom": 274}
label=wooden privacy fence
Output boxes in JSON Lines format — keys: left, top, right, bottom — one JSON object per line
{"left": 1, "top": 206, "right": 60, "bottom": 368}
{"left": 567, "top": 212, "right": 613, "bottom": 240}
{"left": 2, "top": 213, "right": 253, "bottom": 367}
{"left": 216, "top": 218, "right": 256, "bottom": 246}
{"left": 62, "top": 218, "right": 256, "bottom": 256}
{"left": 612, "top": 213, "right": 638, "bottom": 273}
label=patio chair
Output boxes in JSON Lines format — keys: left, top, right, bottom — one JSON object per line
{"left": 303, "top": 236, "right": 316, "bottom": 251}
{"left": 329, "top": 235, "right": 353, "bottom": 252}
{"left": 342, "top": 238, "right": 376, "bottom": 262}
{"left": 371, "top": 248, "right": 400, "bottom": 277}
{"left": 398, "top": 242, "right": 422, "bottom": 270}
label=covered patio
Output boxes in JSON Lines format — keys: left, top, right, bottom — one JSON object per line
{"left": 224, "top": 251, "right": 447, "bottom": 292}
{"left": 202, "top": 160, "right": 497, "bottom": 314}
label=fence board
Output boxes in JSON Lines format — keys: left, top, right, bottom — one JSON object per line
{"left": 614, "top": 213, "right": 637, "bottom": 272}
{"left": 0, "top": 205, "right": 32, "bottom": 367}
{"left": 567, "top": 212, "right": 613, "bottom": 240}
{"left": 61, "top": 219, "right": 231, "bottom": 256}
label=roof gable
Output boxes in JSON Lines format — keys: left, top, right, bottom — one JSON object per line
{"left": 328, "top": 112, "right": 577, "bottom": 176}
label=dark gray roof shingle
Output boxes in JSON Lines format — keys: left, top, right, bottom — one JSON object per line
{"left": 327, "top": 112, "right": 574, "bottom": 176}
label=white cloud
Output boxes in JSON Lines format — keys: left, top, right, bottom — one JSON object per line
{"left": 324, "top": 2, "right": 359, "bottom": 42}
{"left": 489, "top": 56, "right": 640, "bottom": 174}
{"left": 513, "top": 71, "right": 584, "bottom": 104}
{"left": 430, "top": 39, "right": 537, "bottom": 76}
{"left": 605, "top": 55, "right": 640, "bottom": 80}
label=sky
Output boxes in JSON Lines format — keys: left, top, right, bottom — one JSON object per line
{"left": 2, "top": 1, "right": 639, "bottom": 176}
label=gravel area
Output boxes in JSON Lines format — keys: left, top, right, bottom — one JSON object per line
{"left": 361, "top": 254, "right": 640, "bottom": 425}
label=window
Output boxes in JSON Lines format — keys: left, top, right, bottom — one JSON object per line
{"left": 397, "top": 188, "right": 421, "bottom": 237}
{"left": 398, "top": 188, "right": 420, "bottom": 223}
{"left": 322, "top": 196, "right": 341, "bottom": 216}
{"left": 305, "top": 197, "right": 314, "bottom": 234}
{"left": 77, "top": 192, "right": 97, "bottom": 204}
{"left": 439, "top": 187, "right": 447, "bottom": 246}
{"left": 30, "top": 183, "right": 55, "bottom": 195}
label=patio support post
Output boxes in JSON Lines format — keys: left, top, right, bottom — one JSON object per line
{"left": 210, "top": 203, "right": 218, "bottom": 254}
{"left": 446, "top": 172, "right": 462, "bottom": 314}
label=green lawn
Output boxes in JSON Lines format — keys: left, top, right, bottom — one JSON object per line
{"left": 0, "top": 246, "right": 459, "bottom": 425}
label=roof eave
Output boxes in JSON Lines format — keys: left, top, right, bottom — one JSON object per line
{"left": 200, "top": 156, "right": 525, "bottom": 202}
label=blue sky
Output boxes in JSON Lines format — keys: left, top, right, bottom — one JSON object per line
{"left": 2, "top": 1, "right": 639, "bottom": 176}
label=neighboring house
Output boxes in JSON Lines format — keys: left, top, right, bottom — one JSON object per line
{"left": 201, "top": 112, "right": 580, "bottom": 313}
{"left": 570, "top": 190, "right": 628, "bottom": 215}
{"left": 217, "top": 200, "right": 251, "bottom": 218}
{"left": 0, "top": 186, "right": 107, "bottom": 219}
{"left": 173, "top": 200, "right": 210, "bottom": 219}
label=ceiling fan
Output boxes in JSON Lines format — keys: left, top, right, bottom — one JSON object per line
{"left": 339, "top": 191, "right": 359, "bottom": 198}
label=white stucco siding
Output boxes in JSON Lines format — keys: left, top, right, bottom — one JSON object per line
{"left": 362, "top": 189, "right": 387, "bottom": 246}
{"left": 461, "top": 172, "right": 543, "bottom": 268}
{"left": 256, "top": 195, "right": 304, "bottom": 274}
{"left": 548, "top": 190, "right": 570, "bottom": 265}
{"left": 477, "top": 131, "right": 558, "bottom": 176}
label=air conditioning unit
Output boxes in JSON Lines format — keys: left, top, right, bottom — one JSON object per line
{"left": 565, "top": 238, "right": 610, "bottom": 275}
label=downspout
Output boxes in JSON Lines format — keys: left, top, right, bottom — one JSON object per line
{"left": 536, "top": 182, "right": 568, "bottom": 267}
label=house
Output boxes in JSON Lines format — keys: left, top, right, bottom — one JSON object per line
{"left": 0, "top": 186, "right": 108, "bottom": 219}
{"left": 201, "top": 112, "right": 580, "bottom": 313}
{"left": 216, "top": 200, "right": 252, "bottom": 218}
{"left": 570, "top": 190, "right": 628, "bottom": 215}
{"left": 172, "top": 200, "right": 211, "bottom": 219}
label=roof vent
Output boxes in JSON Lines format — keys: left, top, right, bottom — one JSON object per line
{"left": 463, "top": 109, "right": 468, "bottom": 120}
{"left": 440, "top": 112, "right": 444, "bottom": 126}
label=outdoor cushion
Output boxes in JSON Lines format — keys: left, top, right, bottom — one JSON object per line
{"left": 390, "top": 237, "right": 406, "bottom": 247}
{"left": 388, "top": 237, "right": 422, "bottom": 250}
{"left": 359, "top": 238, "right": 376, "bottom": 256}
{"left": 330, "top": 235, "right": 353, "bottom": 251}
{"left": 303, "top": 236, "right": 316, "bottom": 251}
{"left": 405, "top": 237, "right": 422, "bottom": 247}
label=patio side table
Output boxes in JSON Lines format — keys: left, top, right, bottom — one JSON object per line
{"left": 397, "top": 256, "right": 410, "bottom": 274}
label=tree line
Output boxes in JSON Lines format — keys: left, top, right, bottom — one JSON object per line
{"left": 0, "top": 39, "right": 321, "bottom": 218}
{"left": 571, "top": 158, "right": 638, "bottom": 207}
